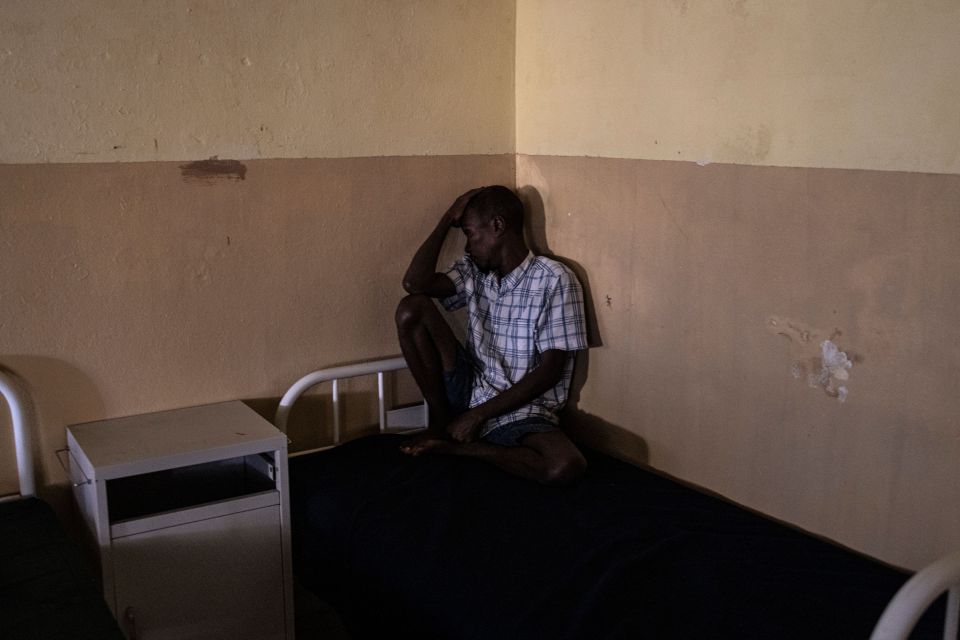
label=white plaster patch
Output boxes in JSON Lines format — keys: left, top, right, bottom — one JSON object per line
{"left": 821, "top": 340, "right": 852, "bottom": 381}
{"left": 818, "top": 339, "right": 853, "bottom": 402}
{"left": 767, "top": 316, "right": 855, "bottom": 404}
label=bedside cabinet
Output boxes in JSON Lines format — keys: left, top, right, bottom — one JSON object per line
{"left": 66, "top": 401, "right": 294, "bottom": 640}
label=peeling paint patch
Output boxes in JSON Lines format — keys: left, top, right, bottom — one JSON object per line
{"left": 179, "top": 157, "right": 246, "bottom": 184}
{"left": 767, "top": 316, "right": 857, "bottom": 403}
{"left": 766, "top": 315, "right": 825, "bottom": 345}
{"left": 810, "top": 340, "right": 853, "bottom": 402}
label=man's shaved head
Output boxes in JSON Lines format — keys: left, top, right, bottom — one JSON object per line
{"left": 464, "top": 185, "right": 524, "bottom": 237}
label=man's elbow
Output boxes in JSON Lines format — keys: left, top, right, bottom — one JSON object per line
{"left": 404, "top": 282, "right": 435, "bottom": 297}
{"left": 402, "top": 276, "right": 426, "bottom": 295}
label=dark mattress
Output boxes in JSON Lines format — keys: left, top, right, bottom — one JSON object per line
{"left": 290, "top": 434, "right": 945, "bottom": 640}
{"left": 0, "top": 497, "right": 124, "bottom": 640}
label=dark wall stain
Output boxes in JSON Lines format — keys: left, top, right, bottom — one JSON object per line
{"left": 179, "top": 157, "right": 247, "bottom": 184}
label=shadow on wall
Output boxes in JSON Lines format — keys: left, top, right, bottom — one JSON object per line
{"left": 0, "top": 356, "right": 105, "bottom": 525}
{"left": 520, "top": 186, "right": 603, "bottom": 350}
{"left": 563, "top": 410, "right": 650, "bottom": 467}
{"left": 518, "top": 187, "right": 648, "bottom": 466}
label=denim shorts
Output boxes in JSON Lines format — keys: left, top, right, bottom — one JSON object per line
{"left": 443, "top": 346, "right": 559, "bottom": 447}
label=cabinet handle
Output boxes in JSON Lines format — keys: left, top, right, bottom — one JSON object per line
{"left": 54, "top": 447, "right": 92, "bottom": 487}
{"left": 125, "top": 606, "right": 138, "bottom": 640}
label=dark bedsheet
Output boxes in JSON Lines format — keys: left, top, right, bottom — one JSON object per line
{"left": 0, "top": 497, "right": 124, "bottom": 640}
{"left": 291, "top": 434, "right": 945, "bottom": 640}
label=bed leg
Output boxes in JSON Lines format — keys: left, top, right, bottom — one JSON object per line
{"left": 945, "top": 586, "right": 959, "bottom": 640}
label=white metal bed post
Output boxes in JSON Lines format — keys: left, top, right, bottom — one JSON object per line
{"left": 275, "top": 356, "right": 418, "bottom": 455}
{"left": 0, "top": 366, "right": 36, "bottom": 499}
{"left": 870, "top": 550, "right": 960, "bottom": 640}
{"left": 331, "top": 378, "right": 341, "bottom": 445}
{"left": 949, "top": 587, "right": 960, "bottom": 640}
{"left": 377, "top": 371, "right": 386, "bottom": 434}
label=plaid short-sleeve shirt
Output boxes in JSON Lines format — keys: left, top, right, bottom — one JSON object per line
{"left": 442, "top": 252, "right": 588, "bottom": 437}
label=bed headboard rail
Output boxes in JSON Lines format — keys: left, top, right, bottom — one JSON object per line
{"left": 0, "top": 366, "right": 36, "bottom": 499}
{"left": 870, "top": 550, "right": 960, "bottom": 640}
{"left": 276, "top": 355, "right": 425, "bottom": 455}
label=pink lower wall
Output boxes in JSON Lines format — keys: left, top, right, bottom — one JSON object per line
{"left": 518, "top": 154, "right": 960, "bottom": 570}
{"left": 3, "top": 150, "right": 957, "bottom": 569}
{"left": 0, "top": 154, "right": 515, "bottom": 496}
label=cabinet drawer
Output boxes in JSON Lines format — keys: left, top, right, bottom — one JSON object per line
{"left": 110, "top": 490, "right": 279, "bottom": 539}
{"left": 107, "top": 453, "right": 278, "bottom": 523}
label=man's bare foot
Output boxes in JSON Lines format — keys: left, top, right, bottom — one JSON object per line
{"left": 400, "top": 434, "right": 458, "bottom": 456}
{"left": 402, "top": 430, "right": 588, "bottom": 485}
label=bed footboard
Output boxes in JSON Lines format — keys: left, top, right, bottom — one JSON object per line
{"left": 0, "top": 367, "right": 35, "bottom": 499}
{"left": 276, "top": 355, "right": 426, "bottom": 455}
{"left": 871, "top": 551, "right": 960, "bottom": 640}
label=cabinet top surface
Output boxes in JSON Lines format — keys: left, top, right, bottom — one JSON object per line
{"left": 68, "top": 401, "right": 285, "bottom": 476}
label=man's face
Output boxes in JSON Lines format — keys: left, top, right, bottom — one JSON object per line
{"left": 461, "top": 209, "right": 498, "bottom": 272}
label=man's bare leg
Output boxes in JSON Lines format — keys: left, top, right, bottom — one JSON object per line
{"left": 403, "top": 430, "right": 587, "bottom": 486}
{"left": 395, "top": 294, "right": 461, "bottom": 434}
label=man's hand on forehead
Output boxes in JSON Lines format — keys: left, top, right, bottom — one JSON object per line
{"left": 445, "top": 187, "right": 484, "bottom": 227}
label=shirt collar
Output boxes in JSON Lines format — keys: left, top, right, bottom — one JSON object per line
{"left": 497, "top": 251, "right": 535, "bottom": 295}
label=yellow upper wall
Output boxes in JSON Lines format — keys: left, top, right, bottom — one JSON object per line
{"left": 0, "top": 0, "right": 515, "bottom": 163}
{"left": 517, "top": 0, "right": 960, "bottom": 175}
{"left": 7, "top": 0, "right": 957, "bottom": 173}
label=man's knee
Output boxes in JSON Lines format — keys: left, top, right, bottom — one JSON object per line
{"left": 395, "top": 294, "right": 432, "bottom": 333}
{"left": 543, "top": 452, "right": 587, "bottom": 486}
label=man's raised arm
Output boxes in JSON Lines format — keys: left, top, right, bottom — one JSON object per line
{"left": 402, "top": 189, "right": 480, "bottom": 298}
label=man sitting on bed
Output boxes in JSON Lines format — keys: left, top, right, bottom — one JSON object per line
{"left": 396, "top": 185, "right": 588, "bottom": 485}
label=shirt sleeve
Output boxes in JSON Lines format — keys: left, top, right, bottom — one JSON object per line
{"left": 535, "top": 268, "right": 588, "bottom": 353}
{"left": 440, "top": 256, "right": 476, "bottom": 311}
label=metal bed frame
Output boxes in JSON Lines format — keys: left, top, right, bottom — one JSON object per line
{"left": 2, "top": 367, "right": 129, "bottom": 640}
{"left": 274, "top": 355, "right": 427, "bottom": 457}
{"left": 273, "top": 355, "right": 960, "bottom": 640}
{"left": 871, "top": 553, "right": 960, "bottom": 640}
{"left": 1, "top": 366, "right": 35, "bottom": 501}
